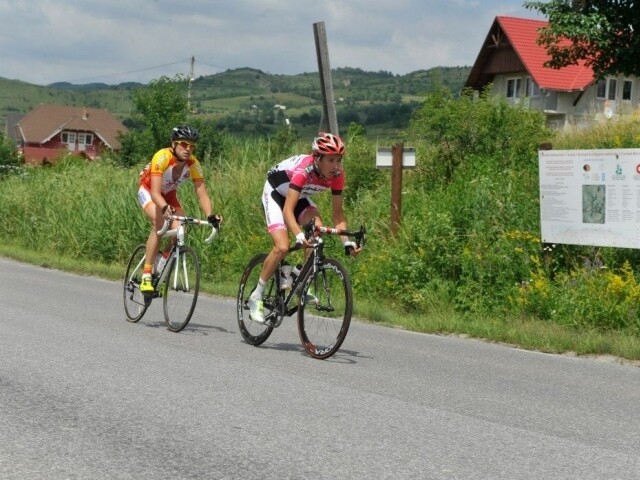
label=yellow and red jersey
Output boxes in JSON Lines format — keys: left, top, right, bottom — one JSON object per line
{"left": 139, "top": 147, "right": 204, "bottom": 194}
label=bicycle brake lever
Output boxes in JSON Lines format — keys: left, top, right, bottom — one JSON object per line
{"left": 303, "top": 218, "right": 316, "bottom": 240}
{"left": 356, "top": 225, "right": 367, "bottom": 248}
{"left": 157, "top": 218, "right": 171, "bottom": 236}
{"left": 204, "top": 226, "right": 218, "bottom": 244}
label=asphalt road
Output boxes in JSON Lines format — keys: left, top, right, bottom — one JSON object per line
{"left": 1, "top": 257, "right": 639, "bottom": 480}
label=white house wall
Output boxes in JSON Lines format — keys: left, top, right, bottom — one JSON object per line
{"left": 490, "top": 72, "right": 640, "bottom": 129}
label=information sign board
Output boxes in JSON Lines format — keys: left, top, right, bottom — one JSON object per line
{"left": 539, "top": 148, "right": 640, "bottom": 248}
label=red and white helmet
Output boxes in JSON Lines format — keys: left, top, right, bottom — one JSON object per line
{"left": 311, "top": 132, "right": 345, "bottom": 156}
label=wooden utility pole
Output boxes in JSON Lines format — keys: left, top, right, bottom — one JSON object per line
{"left": 390, "top": 143, "right": 404, "bottom": 237}
{"left": 313, "top": 22, "right": 339, "bottom": 135}
{"left": 187, "top": 56, "right": 195, "bottom": 113}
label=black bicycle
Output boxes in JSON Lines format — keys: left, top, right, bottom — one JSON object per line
{"left": 123, "top": 215, "right": 219, "bottom": 332}
{"left": 237, "top": 221, "right": 366, "bottom": 359}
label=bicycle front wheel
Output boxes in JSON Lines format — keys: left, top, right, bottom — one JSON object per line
{"left": 123, "top": 244, "right": 150, "bottom": 323}
{"left": 162, "top": 245, "right": 200, "bottom": 333}
{"left": 298, "top": 258, "right": 353, "bottom": 359}
{"left": 236, "top": 253, "right": 275, "bottom": 346}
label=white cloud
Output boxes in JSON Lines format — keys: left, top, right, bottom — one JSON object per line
{"left": 0, "top": 0, "right": 544, "bottom": 85}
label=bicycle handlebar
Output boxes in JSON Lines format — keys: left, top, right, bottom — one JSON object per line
{"left": 296, "top": 219, "right": 367, "bottom": 249}
{"left": 157, "top": 215, "right": 219, "bottom": 244}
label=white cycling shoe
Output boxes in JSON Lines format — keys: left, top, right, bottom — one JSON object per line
{"left": 248, "top": 295, "right": 266, "bottom": 324}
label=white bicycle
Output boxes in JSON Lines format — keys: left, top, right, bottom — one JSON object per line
{"left": 123, "top": 215, "right": 219, "bottom": 332}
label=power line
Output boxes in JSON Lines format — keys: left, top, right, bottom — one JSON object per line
{"left": 61, "top": 57, "right": 230, "bottom": 84}
{"left": 63, "top": 58, "right": 194, "bottom": 83}
{"left": 194, "top": 59, "right": 227, "bottom": 72}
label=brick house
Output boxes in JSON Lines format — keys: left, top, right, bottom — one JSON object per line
{"left": 464, "top": 16, "right": 640, "bottom": 129}
{"left": 8, "top": 104, "right": 128, "bottom": 165}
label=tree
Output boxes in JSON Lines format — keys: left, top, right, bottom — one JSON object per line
{"left": 131, "top": 75, "right": 190, "bottom": 151}
{"left": 409, "top": 86, "right": 548, "bottom": 183}
{"left": 116, "top": 75, "right": 190, "bottom": 167}
{"left": 525, "top": 1, "right": 640, "bottom": 77}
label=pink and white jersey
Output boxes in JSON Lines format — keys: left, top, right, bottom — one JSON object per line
{"left": 266, "top": 154, "right": 344, "bottom": 198}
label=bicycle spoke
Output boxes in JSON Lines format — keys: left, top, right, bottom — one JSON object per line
{"left": 236, "top": 253, "right": 276, "bottom": 345}
{"left": 298, "top": 258, "right": 352, "bottom": 359}
{"left": 163, "top": 246, "right": 200, "bottom": 332}
{"left": 123, "top": 244, "right": 150, "bottom": 323}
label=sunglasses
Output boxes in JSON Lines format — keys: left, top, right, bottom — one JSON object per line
{"left": 174, "top": 140, "right": 196, "bottom": 151}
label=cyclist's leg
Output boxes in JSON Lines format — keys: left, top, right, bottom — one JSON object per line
{"left": 138, "top": 186, "right": 164, "bottom": 292}
{"left": 297, "top": 199, "right": 320, "bottom": 228}
{"left": 248, "top": 187, "right": 289, "bottom": 323}
{"left": 139, "top": 189, "right": 177, "bottom": 292}
{"left": 249, "top": 230, "right": 288, "bottom": 323}
{"left": 160, "top": 191, "right": 182, "bottom": 255}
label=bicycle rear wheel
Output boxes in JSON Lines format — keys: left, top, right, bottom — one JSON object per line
{"left": 123, "top": 244, "right": 150, "bottom": 323}
{"left": 298, "top": 258, "right": 352, "bottom": 359}
{"left": 163, "top": 245, "right": 200, "bottom": 333}
{"left": 236, "top": 253, "right": 275, "bottom": 346}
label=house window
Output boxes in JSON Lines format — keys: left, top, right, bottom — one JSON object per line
{"left": 61, "top": 131, "right": 76, "bottom": 145}
{"left": 596, "top": 79, "right": 606, "bottom": 99}
{"left": 525, "top": 77, "right": 540, "bottom": 97}
{"left": 623, "top": 80, "right": 633, "bottom": 101}
{"left": 506, "top": 78, "right": 522, "bottom": 99}
{"left": 608, "top": 79, "right": 617, "bottom": 100}
{"left": 596, "top": 77, "right": 621, "bottom": 101}
{"left": 78, "top": 133, "right": 93, "bottom": 145}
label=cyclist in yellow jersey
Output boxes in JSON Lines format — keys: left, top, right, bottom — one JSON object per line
{"left": 137, "top": 125, "right": 222, "bottom": 293}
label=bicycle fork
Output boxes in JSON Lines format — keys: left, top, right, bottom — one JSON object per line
{"left": 157, "top": 249, "right": 190, "bottom": 293}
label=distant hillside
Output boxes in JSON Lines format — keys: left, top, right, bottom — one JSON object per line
{"left": 48, "top": 81, "right": 144, "bottom": 91}
{"left": 1, "top": 66, "right": 471, "bottom": 137}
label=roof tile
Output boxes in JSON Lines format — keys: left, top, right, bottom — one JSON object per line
{"left": 497, "top": 16, "right": 594, "bottom": 91}
{"left": 16, "top": 104, "right": 127, "bottom": 149}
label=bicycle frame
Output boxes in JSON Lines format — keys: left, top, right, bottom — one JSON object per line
{"left": 278, "top": 240, "right": 323, "bottom": 312}
{"left": 267, "top": 222, "right": 366, "bottom": 325}
{"left": 123, "top": 214, "right": 219, "bottom": 332}
{"left": 156, "top": 215, "right": 218, "bottom": 291}
{"left": 156, "top": 222, "right": 188, "bottom": 290}
{"left": 236, "top": 219, "right": 365, "bottom": 358}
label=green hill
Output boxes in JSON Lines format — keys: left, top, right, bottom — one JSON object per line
{"left": 1, "top": 66, "right": 471, "bottom": 136}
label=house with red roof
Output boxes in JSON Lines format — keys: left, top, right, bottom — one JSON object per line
{"left": 465, "top": 16, "right": 637, "bottom": 129}
{"left": 8, "top": 104, "right": 128, "bottom": 165}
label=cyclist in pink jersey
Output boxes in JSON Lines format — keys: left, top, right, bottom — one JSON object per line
{"left": 137, "top": 125, "right": 222, "bottom": 293}
{"left": 248, "top": 132, "right": 362, "bottom": 323}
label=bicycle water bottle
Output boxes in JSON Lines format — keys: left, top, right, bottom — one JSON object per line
{"left": 154, "top": 251, "right": 169, "bottom": 274}
{"left": 280, "top": 264, "right": 293, "bottom": 290}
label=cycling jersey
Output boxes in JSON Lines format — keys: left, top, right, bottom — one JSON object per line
{"left": 262, "top": 154, "right": 345, "bottom": 233}
{"left": 267, "top": 154, "right": 344, "bottom": 197}
{"left": 139, "top": 147, "right": 204, "bottom": 194}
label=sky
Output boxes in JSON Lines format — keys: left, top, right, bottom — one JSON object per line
{"left": 0, "top": 0, "right": 545, "bottom": 86}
